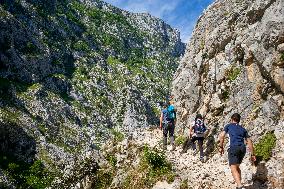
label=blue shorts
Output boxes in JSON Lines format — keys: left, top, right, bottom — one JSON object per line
{"left": 228, "top": 145, "right": 246, "bottom": 165}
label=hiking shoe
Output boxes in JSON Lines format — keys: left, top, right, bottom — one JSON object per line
{"left": 171, "top": 145, "right": 176, "bottom": 151}
{"left": 200, "top": 157, "right": 204, "bottom": 163}
{"left": 236, "top": 186, "right": 245, "bottom": 189}
{"left": 181, "top": 149, "right": 187, "bottom": 154}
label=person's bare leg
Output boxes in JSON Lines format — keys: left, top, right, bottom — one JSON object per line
{"left": 230, "top": 164, "right": 242, "bottom": 187}
{"left": 237, "top": 166, "right": 242, "bottom": 182}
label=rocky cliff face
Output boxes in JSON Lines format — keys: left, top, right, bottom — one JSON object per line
{"left": 0, "top": 0, "right": 184, "bottom": 187}
{"left": 172, "top": 0, "right": 284, "bottom": 188}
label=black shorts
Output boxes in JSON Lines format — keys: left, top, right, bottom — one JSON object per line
{"left": 163, "top": 122, "right": 175, "bottom": 137}
{"left": 228, "top": 145, "right": 246, "bottom": 165}
{"left": 191, "top": 136, "right": 204, "bottom": 143}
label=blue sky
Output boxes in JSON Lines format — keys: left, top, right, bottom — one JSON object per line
{"left": 103, "top": 0, "right": 215, "bottom": 43}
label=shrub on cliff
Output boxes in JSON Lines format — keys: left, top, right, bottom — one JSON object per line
{"left": 122, "top": 146, "right": 175, "bottom": 188}
{"left": 255, "top": 131, "right": 277, "bottom": 161}
{"left": 0, "top": 156, "right": 55, "bottom": 189}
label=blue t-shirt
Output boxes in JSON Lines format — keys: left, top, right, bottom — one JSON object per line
{"left": 224, "top": 123, "right": 249, "bottom": 147}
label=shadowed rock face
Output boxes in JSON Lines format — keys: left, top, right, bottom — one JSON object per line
{"left": 172, "top": 0, "right": 284, "bottom": 188}
{"left": 0, "top": 122, "right": 36, "bottom": 163}
{"left": 0, "top": 0, "right": 185, "bottom": 187}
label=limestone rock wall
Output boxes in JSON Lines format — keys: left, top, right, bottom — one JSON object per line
{"left": 172, "top": 0, "right": 284, "bottom": 188}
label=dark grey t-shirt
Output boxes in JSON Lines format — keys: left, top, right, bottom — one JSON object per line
{"left": 224, "top": 123, "right": 249, "bottom": 147}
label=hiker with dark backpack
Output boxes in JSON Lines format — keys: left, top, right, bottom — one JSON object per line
{"left": 189, "top": 114, "right": 207, "bottom": 162}
{"left": 159, "top": 100, "right": 176, "bottom": 150}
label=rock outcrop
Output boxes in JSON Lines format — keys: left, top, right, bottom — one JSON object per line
{"left": 172, "top": 0, "right": 284, "bottom": 188}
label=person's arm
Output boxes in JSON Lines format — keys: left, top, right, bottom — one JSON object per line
{"left": 159, "top": 113, "right": 163, "bottom": 130}
{"left": 174, "top": 109, "right": 177, "bottom": 125}
{"left": 204, "top": 122, "right": 210, "bottom": 135}
{"left": 169, "top": 105, "right": 177, "bottom": 124}
{"left": 189, "top": 126, "right": 193, "bottom": 139}
{"left": 245, "top": 138, "right": 256, "bottom": 162}
{"left": 218, "top": 131, "right": 226, "bottom": 155}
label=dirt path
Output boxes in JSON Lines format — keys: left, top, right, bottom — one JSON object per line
{"left": 131, "top": 128, "right": 257, "bottom": 189}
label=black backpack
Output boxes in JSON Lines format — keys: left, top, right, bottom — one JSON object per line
{"left": 194, "top": 119, "right": 206, "bottom": 134}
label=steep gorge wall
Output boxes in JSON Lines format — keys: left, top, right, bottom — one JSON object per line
{"left": 0, "top": 0, "right": 184, "bottom": 187}
{"left": 172, "top": 0, "right": 284, "bottom": 188}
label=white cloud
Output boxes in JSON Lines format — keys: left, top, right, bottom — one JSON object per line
{"left": 117, "top": 0, "right": 179, "bottom": 19}
{"left": 180, "top": 21, "right": 196, "bottom": 42}
{"left": 173, "top": 16, "right": 197, "bottom": 43}
{"left": 154, "top": 1, "right": 180, "bottom": 18}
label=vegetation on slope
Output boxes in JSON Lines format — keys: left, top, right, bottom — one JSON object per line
{"left": 0, "top": 0, "right": 184, "bottom": 187}
{"left": 122, "top": 146, "right": 175, "bottom": 188}
{"left": 255, "top": 131, "right": 277, "bottom": 161}
{"left": 0, "top": 156, "right": 55, "bottom": 189}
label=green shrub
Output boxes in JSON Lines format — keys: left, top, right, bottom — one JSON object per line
{"left": 102, "top": 34, "right": 122, "bottom": 48}
{"left": 143, "top": 146, "right": 170, "bottom": 171}
{"left": 152, "top": 106, "right": 161, "bottom": 117}
{"left": 110, "top": 129, "right": 124, "bottom": 142}
{"left": 1, "top": 109, "right": 21, "bottom": 124}
{"left": 200, "top": 40, "right": 205, "bottom": 50}
{"left": 51, "top": 59, "right": 61, "bottom": 65}
{"left": 64, "top": 4, "right": 86, "bottom": 28}
{"left": 7, "top": 162, "right": 20, "bottom": 173}
{"left": 281, "top": 53, "right": 284, "bottom": 61}
{"left": 23, "top": 42, "right": 38, "bottom": 56}
{"left": 122, "top": 146, "right": 175, "bottom": 188}
{"left": 0, "top": 8, "right": 8, "bottom": 17}
{"left": 175, "top": 135, "right": 186, "bottom": 146}
{"left": 166, "top": 172, "right": 176, "bottom": 183}
{"left": 0, "top": 156, "right": 55, "bottom": 189}
{"left": 37, "top": 124, "right": 47, "bottom": 135}
{"left": 255, "top": 131, "right": 276, "bottom": 161}
{"left": 70, "top": 0, "right": 86, "bottom": 13}
{"left": 202, "top": 53, "right": 208, "bottom": 59}
{"left": 226, "top": 67, "right": 241, "bottom": 81}
{"left": 73, "top": 40, "right": 89, "bottom": 51}
{"left": 180, "top": 179, "right": 189, "bottom": 189}
{"left": 107, "top": 56, "right": 121, "bottom": 66}
{"left": 25, "top": 160, "right": 55, "bottom": 188}
{"left": 93, "top": 170, "right": 113, "bottom": 189}
{"left": 87, "top": 7, "right": 102, "bottom": 26}
{"left": 221, "top": 90, "right": 230, "bottom": 100}
{"left": 106, "top": 154, "right": 117, "bottom": 167}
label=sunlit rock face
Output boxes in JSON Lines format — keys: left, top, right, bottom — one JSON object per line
{"left": 172, "top": 0, "right": 284, "bottom": 188}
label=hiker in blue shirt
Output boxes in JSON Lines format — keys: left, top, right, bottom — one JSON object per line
{"left": 159, "top": 99, "right": 176, "bottom": 150}
{"left": 219, "top": 113, "right": 256, "bottom": 189}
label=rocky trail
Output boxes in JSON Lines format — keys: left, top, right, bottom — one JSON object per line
{"left": 125, "top": 128, "right": 274, "bottom": 189}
